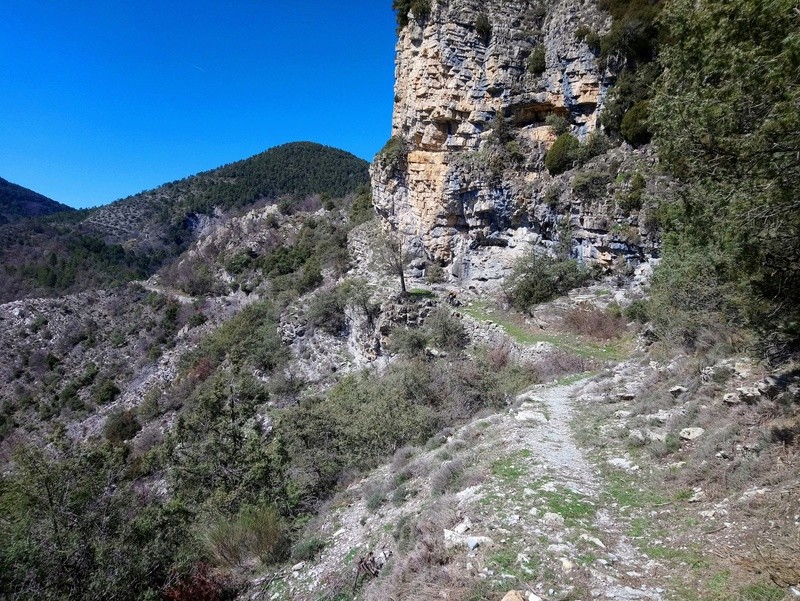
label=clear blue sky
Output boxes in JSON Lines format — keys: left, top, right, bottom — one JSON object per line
{"left": 0, "top": 1, "right": 398, "bottom": 208}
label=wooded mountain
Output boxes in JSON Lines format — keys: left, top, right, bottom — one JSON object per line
{"left": 0, "top": 177, "right": 73, "bottom": 224}
{"left": 0, "top": 142, "right": 370, "bottom": 303}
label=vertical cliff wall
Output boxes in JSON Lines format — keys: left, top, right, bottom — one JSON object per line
{"left": 372, "top": 0, "right": 658, "bottom": 283}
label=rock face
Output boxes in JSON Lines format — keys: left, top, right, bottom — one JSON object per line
{"left": 371, "top": 0, "right": 658, "bottom": 284}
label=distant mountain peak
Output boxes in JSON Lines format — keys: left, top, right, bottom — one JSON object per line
{"left": 0, "top": 177, "right": 74, "bottom": 224}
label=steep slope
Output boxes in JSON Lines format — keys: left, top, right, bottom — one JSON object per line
{"left": 372, "top": 0, "right": 660, "bottom": 284}
{"left": 0, "top": 176, "right": 73, "bottom": 224}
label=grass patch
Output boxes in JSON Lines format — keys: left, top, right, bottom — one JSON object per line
{"left": 491, "top": 450, "right": 532, "bottom": 481}
{"left": 462, "top": 301, "right": 631, "bottom": 361}
{"left": 603, "top": 470, "right": 667, "bottom": 510}
{"left": 541, "top": 486, "right": 596, "bottom": 525}
{"left": 641, "top": 544, "right": 708, "bottom": 568}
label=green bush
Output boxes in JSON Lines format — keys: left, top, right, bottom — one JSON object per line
{"left": 544, "top": 184, "right": 562, "bottom": 208}
{"left": 617, "top": 172, "right": 646, "bottom": 213}
{"left": 393, "top": 0, "right": 431, "bottom": 28}
{"left": 621, "top": 100, "right": 651, "bottom": 145}
{"left": 389, "top": 326, "right": 429, "bottom": 357}
{"left": 199, "top": 503, "right": 289, "bottom": 568}
{"left": 527, "top": 46, "right": 546, "bottom": 75}
{"left": 648, "top": 244, "right": 742, "bottom": 350}
{"left": 505, "top": 253, "right": 590, "bottom": 313}
{"left": 575, "top": 25, "right": 601, "bottom": 53}
{"left": 92, "top": 378, "right": 120, "bottom": 405}
{"left": 571, "top": 170, "right": 612, "bottom": 202}
{"left": 104, "top": 409, "right": 141, "bottom": 444}
{"left": 425, "top": 307, "right": 468, "bottom": 352}
{"left": 291, "top": 537, "right": 326, "bottom": 562}
{"left": 545, "top": 114, "right": 569, "bottom": 136}
{"left": 578, "top": 130, "right": 612, "bottom": 162}
{"left": 425, "top": 262, "right": 446, "bottom": 284}
{"left": 375, "top": 136, "right": 408, "bottom": 177}
{"left": 544, "top": 134, "right": 580, "bottom": 174}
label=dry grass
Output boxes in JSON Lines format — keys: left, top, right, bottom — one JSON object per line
{"left": 533, "top": 348, "right": 599, "bottom": 381}
{"left": 362, "top": 497, "right": 496, "bottom": 601}
{"left": 561, "top": 305, "right": 628, "bottom": 341}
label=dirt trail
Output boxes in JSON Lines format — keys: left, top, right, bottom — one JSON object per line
{"left": 482, "top": 379, "right": 665, "bottom": 600}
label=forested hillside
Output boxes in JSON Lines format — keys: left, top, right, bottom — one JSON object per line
{"left": 0, "top": 177, "right": 74, "bottom": 224}
{"left": 0, "top": 143, "right": 370, "bottom": 303}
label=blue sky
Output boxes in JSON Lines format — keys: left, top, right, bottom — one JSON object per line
{"left": 0, "top": 1, "right": 397, "bottom": 208}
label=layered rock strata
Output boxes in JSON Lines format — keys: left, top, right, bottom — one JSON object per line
{"left": 372, "top": 0, "right": 657, "bottom": 283}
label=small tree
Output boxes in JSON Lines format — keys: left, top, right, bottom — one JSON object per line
{"left": 372, "top": 227, "right": 409, "bottom": 294}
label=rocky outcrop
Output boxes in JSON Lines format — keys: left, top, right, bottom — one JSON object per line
{"left": 372, "top": 0, "right": 658, "bottom": 284}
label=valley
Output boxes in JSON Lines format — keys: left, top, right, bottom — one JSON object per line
{"left": 1, "top": 0, "right": 798, "bottom": 600}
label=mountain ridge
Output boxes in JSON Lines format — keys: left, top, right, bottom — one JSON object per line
{"left": 0, "top": 176, "right": 74, "bottom": 224}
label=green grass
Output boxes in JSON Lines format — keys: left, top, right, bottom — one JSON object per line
{"left": 602, "top": 470, "right": 667, "bottom": 510}
{"left": 462, "top": 301, "right": 630, "bottom": 361}
{"left": 641, "top": 544, "right": 708, "bottom": 568}
{"left": 541, "top": 486, "right": 596, "bottom": 525}
{"left": 491, "top": 451, "right": 531, "bottom": 481}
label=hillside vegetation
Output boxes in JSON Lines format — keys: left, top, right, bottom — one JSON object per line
{"left": 0, "top": 143, "right": 370, "bottom": 303}
{"left": 0, "top": 177, "right": 74, "bottom": 225}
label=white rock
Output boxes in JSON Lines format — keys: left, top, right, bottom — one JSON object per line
{"left": 680, "top": 427, "right": 705, "bottom": 440}
{"left": 291, "top": 561, "right": 305, "bottom": 571}
{"left": 723, "top": 392, "right": 740, "bottom": 405}
{"left": 515, "top": 410, "right": 548, "bottom": 424}
{"left": 580, "top": 533, "right": 606, "bottom": 548}
{"left": 542, "top": 512, "right": 565, "bottom": 528}
{"left": 454, "top": 517, "right": 473, "bottom": 534}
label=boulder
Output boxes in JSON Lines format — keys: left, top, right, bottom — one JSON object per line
{"left": 680, "top": 427, "right": 705, "bottom": 440}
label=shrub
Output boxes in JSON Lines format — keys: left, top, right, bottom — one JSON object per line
{"left": 375, "top": 136, "right": 408, "bottom": 177}
{"left": 543, "top": 184, "right": 562, "bottom": 208}
{"left": 624, "top": 298, "right": 650, "bottom": 323}
{"left": 544, "top": 134, "right": 580, "bottom": 174}
{"left": 527, "top": 45, "right": 546, "bottom": 75}
{"left": 93, "top": 378, "right": 120, "bottom": 405}
{"left": 389, "top": 326, "right": 429, "bottom": 357}
{"left": 562, "top": 306, "right": 627, "bottom": 340}
{"left": 425, "top": 262, "right": 446, "bottom": 284}
{"left": 621, "top": 100, "right": 651, "bottom": 145}
{"left": 617, "top": 172, "right": 646, "bottom": 213}
{"left": 475, "top": 13, "right": 492, "bottom": 43}
{"left": 505, "top": 253, "right": 590, "bottom": 313}
{"left": 648, "top": 244, "right": 742, "bottom": 350}
{"left": 104, "top": 409, "right": 141, "bottom": 444}
{"left": 199, "top": 503, "right": 289, "bottom": 567}
{"left": 393, "top": 0, "right": 431, "bottom": 29}
{"left": 545, "top": 114, "right": 570, "bottom": 136}
{"left": 575, "top": 25, "right": 601, "bottom": 53}
{"left": 291, "top": 537, "right": 326, "bottom": 562}
{"left": 430, "top": 457, "right": 466, "bottom": 494}
{"left": 572, "top": 170, "right": 612, "bottom": 202}
{"left": 425, "top": 307, "right": 468, "bottom": 352}
{"left": 578, "top": 130, "right": 612, "bottom": 162}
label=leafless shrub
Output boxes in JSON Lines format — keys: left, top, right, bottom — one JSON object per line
{"left": 430, "top": 457, "right": 466, "bottom": 494}
{"left": 363, "top": 497, "right": 463, "bottom": 601}
{"left": 562, "top": 305, "right": 627, "bottom": 340}
{"left": 534, "top": 348, "right": 598, "bottom": 381}
{"left": 391, "top": 445, "right": 419, "bottom": 473}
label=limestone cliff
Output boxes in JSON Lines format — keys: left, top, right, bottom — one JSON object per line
{"left": 372, "top": 0, "right": 658, "bottom": 284}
